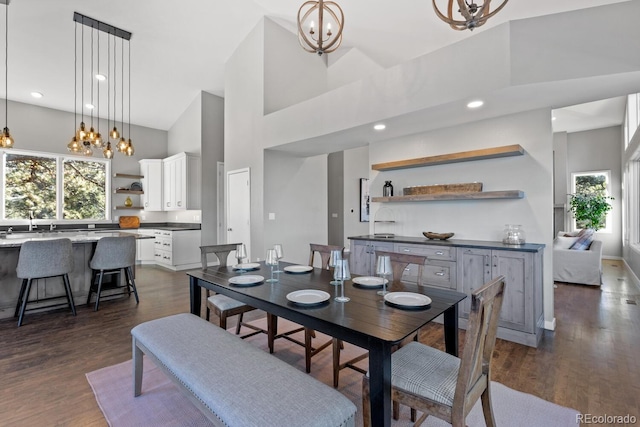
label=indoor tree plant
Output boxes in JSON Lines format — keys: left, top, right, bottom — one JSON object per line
{"left": 568, "top": 192, "right": 614, "bottom": 231}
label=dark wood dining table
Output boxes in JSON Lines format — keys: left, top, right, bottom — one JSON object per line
{"left": 187, "top": 261, "right": 466, "bottom": 427}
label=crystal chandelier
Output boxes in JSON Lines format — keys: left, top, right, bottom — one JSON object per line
{"left": 68, "top": 13, "right": 133, "bottom": 158}
{"left": 297, "top": 0, "right": 344, "bottom": 56}
{"left": 432, "top": 0, "right": 509, "bottom": 31}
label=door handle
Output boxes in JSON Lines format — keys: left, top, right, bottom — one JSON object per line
{"left": 435, "top": 251, "right": 444, "bottom": 255}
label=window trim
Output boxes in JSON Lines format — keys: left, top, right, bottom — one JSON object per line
{"left": 1, "top": 148, "right": 112, "bottom": 224}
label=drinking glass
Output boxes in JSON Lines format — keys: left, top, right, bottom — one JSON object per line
{"left": 235, "top": 244, "right": 247, "bottom": 266}
{"left": 333, "top": 259, "right": 351, "bottom": 302}
{"left": 265, "top": 249, "right": 279, "bottom": 282}
{"left": 376, "top": 255, "right": 392, "bottom": 296}
{"left": 273, "top": 244, "right": 284, "bottom": 274}
{"left": 328, "top": 250, "right": 342, "bottom": 285}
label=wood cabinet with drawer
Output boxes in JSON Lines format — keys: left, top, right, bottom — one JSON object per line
{"left": 394, "top": 243, "right": 457, "bottom": 289}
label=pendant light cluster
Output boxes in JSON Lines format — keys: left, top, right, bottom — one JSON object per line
{"left": 68, "top": 13, "right": 133, "bottom": 158}
{"left": 1, "top": 0, "right": 13, "bottom": 148}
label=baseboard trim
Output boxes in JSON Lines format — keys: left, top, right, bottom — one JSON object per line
{"left": 621, "top": 258, "right": 640, "bottom": 291}
{"left": 544, "top": 318, "right": 556, "bottom": 331}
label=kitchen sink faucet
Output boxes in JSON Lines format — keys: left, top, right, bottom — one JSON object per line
{"left": 28, "top": 211, "right": 38, "bottom": 232}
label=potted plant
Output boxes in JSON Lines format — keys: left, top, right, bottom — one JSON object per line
{"left": 568, "top": 192, "right": 614, "bottom": 231}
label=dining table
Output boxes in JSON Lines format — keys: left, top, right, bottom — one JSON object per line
{"left": 187, "top": 261, "right": 466, "bottom": 427}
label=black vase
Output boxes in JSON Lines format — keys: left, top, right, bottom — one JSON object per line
{"left": 383, "top": 181, "right": 394, "bottom": 197}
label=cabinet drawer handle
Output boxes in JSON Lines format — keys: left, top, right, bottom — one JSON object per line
{"left": 177, "top": 201, "right": 182, "bottom": 207}
{"left": 403, "top": 248, "right": 410, "bottom": 252}
{"left": 435, "top": 271, "right": 445, "bottom": 276}
{"left": 166, "top": 202, "right": 170, "bottom": 207}
{"left": 435, "top": 251, "right": 444, "bottom": 255}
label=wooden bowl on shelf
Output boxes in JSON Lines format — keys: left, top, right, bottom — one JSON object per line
{"left": 423, "top": 231, "right": 454, "bottom": 240}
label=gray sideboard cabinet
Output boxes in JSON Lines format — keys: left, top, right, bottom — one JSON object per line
{"left": 349, "top": 236, "right": 544, "bottom": 347}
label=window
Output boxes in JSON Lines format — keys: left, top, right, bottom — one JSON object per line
{"left": 2, "top": 149, "right": 111, "bottom": 222}
{"left": 571, "top": 170, "right": 612, "bottom": 233}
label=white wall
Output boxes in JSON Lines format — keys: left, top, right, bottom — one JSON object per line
{"left": 263, "top": 150, "right": 328, "bottom": 266}
{"left": 343, "top": 145, "right": 370, "bottom": 247}
{"left": 328, "top": 152, "right": 344, "bottom": 246}
{"left": 369, "top": 109, "right": 555, "bottom": 325}
{"left": 201, "top": 92, "right": 224, "bottom": 245}
{"left": 566, "top": 126, "right": 623, "bottom": 257}
{"left": 168, "top": 93, "right": 202, "bottom": 156}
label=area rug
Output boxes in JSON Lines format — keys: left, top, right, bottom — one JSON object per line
{"left": 87, "top": 318, "right": 580, "bottom": 427}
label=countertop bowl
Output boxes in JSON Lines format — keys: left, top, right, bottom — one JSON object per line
{"left": 423, "top": 231, "right": 454, "bottom": 240}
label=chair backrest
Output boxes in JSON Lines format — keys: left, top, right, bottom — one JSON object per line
{"left": 453, "top": 275, "right": 506, "bottom": 416}
{"left": 17, "top": 238, "right": 74, "bottom": 279}
{"left": 308, "top": 243, "right": 344, "bottom": 270}
{"left": 90, "top": 236, "right": 136, "bottom": 271}
{"left": 200, "top": 243, "right": 241, "bottom": 269}
{"left": 374, "top": 250, "right": 427, "bottom": 285}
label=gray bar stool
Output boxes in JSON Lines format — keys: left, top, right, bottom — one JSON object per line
{"left": 86, "top": 235, "right": 139, "bottom": 311}
{"left": 14, "top": 238, "right": 76, "bottom": 327}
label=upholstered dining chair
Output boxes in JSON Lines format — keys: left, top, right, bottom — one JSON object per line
{"left": 362, "top": 275, "right": 506, "bottom": 427}
{"left": 86, "top": 235, "right": 139, "bottom": 311}
{"left": 332, "top": 250, "right": 428, "bottom": 388}
{"left": 200, "top": 244, "right": 266, "bottom": 338}
{"left": 15, "top": 238, "right": 76, "bottom": 327}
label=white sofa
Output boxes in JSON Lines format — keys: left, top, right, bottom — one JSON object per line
{"left": 553, "top": 231, "right": 603, "bottom": 286}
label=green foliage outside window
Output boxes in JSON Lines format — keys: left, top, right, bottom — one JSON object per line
{"left": 4, "top": 153, "right": 107, "bottom": 220}
{"left": 569, "top": 173, "right": 613, "bottom": 231}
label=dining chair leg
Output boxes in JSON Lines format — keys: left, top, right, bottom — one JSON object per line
{"left": 480, "top": 384, "right": 497, "bottom": 427}
{"left": 332, "top": 338, "right": 340, "bottom": 388}
{"left": 62, "top": 274, "right": 77, "bottom": 316}
{"left": 14, "top": 278, "right": 28, "bottom": 318}
{"left": 304, "top": 327, "right": 313, "bottom": 373}
{"left": 235, "top": 313, "right": 244, "bottom": 335}
{"left": 362, "top": 375, "right": 371, "bottom": 427}
{"left": 17, "top": 279, "right": 33, "bottom": 327}
{"left": 94, "top": 270, "right": 105, "bottom": 311}
{"left": 219, "top": 313, "right": 228, "bottom": 330}
{"left": 126, "top": 266, "right": 140, "bottom": 304}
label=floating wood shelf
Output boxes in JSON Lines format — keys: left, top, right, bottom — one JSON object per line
{"left": 114, "top": 189, "right": 144, "bottom": 195}
{"left": 372, "top": 190, "right": 525, "bottom": 203}
{"left": 114, "top": 206, "right": 143, "bottom": 210}
{"left": 371, "top": 144, "right": 524, "bottom": 171}
{"left": 113, "top": 173, "right": 144, "bottom": 179}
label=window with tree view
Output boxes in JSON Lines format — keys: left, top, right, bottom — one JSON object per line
{"left": 571, "top": 170, "right": 612, "bottom": 232}
{"left": 3, "top": 151, "right": 110, "bottom": 221}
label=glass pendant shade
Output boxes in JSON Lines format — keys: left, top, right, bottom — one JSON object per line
{"left": 103, "top": 141, "right": 114, "bottom": 159}
{"left": 87, "top": 126, "right": 96, "bottom": 142}
{"left": 82, "top": 141, "right": 93, "bottom": 156}
{"left": 67, "top": 136, "right": 81, "bottom": 153}
{"left": 124, "top": 139, "right": 134, "bottom": 156}
{"left": 77, "top": 122, "right": 87, "bottom": 141}
{"left": 93, "top": 132, "right": 103, "bottom": 147}
{"left": 1, "top": 128, "right": 13, "bottom": 148}
{"left": 117, "top": 136, "right": 127, "bottom": 152}
{"left": 110, "top": 126, "right": 119, "bottom": 140}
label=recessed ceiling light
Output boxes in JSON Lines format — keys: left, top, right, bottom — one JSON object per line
{"left": 373, "top": 124, "right": 386, "bottom": 131}
{"left": 467, "top": 100, "right": 484, "bottom": 109}
{"left": 85, "top": 103, "right": 95, "bottom": 110}
{"left": 95, "top": 74, "right": 106, "bottom": 81}
{"left": 552, "top": 116, "right": 557, "bottom": 121}
{"left": 30, "top": 91, "right": 43, "bottom": 99}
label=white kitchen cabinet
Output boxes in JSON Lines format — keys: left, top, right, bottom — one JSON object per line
{"left": 163, "top": 152, "right": 201, "bottom": 211}
{"left": 136, "top": 229, "right": 157, "bottom": 264}
{"left": 153, "top": 229, "right": 201, "bottom": 270}
{"left": 139, "top": 160, "right": 163, "bottom": 211}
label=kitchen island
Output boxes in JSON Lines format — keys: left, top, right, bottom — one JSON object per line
{"left": 349, "top": 235, "right": 545, "bottom": 347}
{"left": 0, "top": 230, "right": 152, "bottom": 320}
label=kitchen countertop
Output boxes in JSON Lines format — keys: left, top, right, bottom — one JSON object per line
{"left": 0, "top": 230, "right": 154, "bottom": 248}
{"left": 348, "top": 235, "right": 545, "bottom": 252}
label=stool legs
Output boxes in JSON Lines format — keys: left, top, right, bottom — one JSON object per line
{"left": 16, "top": 279, "right": 33, "bottom": 327}
{"left": 62, "top": 273, "right": 77, "bottom": 317}
{"left": 88, "top": 267, "right": 139, "bottom": 311}
{"left": 124, "top": 267, "right": 140, "bottom": 304}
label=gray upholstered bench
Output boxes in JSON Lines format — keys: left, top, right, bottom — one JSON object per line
{"left": 131, "top": 313, "right": 356, "bottom": 427}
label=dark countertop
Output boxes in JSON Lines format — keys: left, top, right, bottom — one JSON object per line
{"left": 0, "top": 222, "right": 201, "bottom": 233}
{"left": 348, "top": 235, "right": 545, "bottom": 252}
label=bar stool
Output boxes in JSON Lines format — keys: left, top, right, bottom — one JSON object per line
{"left": 86, "top": 236, "right": 139, "bottom": 311}
{"left": 15, "top": 238, "right": 76, "bottom": 327}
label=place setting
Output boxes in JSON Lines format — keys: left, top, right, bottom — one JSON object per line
{"left": 232, "top": 244, "right": 261, "bottom": 272}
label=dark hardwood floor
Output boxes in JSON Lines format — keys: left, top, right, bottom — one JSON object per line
{"left": 0, "top": 260, "right": 638, "bottom": 426}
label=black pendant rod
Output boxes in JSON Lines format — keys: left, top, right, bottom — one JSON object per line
{"left": 73, "top": 12, "right": 132, "bottom": 41}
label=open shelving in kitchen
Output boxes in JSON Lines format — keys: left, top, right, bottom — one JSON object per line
{"left": 113, "top": 173, "right": 144, "bottom": 209}
{"left": 371, "top": 144, "right": 525, "bottom": 203}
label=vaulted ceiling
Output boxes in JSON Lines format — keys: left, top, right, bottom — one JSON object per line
{"left": 4, "top": 0, "right": 630, "bottom": 131}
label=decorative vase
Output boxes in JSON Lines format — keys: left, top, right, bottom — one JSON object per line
{"left": 502, "top": 224, "right": 525, "bottom": 245}
{"left": 383, "top": 181, "right": 394, "bottom": 197}
{"left": 124, "top": 196, "right": 133, "bottom": 207}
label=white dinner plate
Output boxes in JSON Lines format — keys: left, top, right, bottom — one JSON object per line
{"left": 286, "top": 289, "right": 330, "bottom": 305}
{"left": 384, "top": 292, "right": 432, "bottom": 309}
{"left": 233, "top": 263, "right": 261, "bottom": 271}
{"left": 284, "top": 265, "right": 313, "bottom": 274}
{"left": 352, "top": 276, "right": 388, "bottom": 288}
{"left": 228, "top": 275, "right": 265, "bottom": 286}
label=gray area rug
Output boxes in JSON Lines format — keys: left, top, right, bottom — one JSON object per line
{"left": 87, "top": 318, "right": 580, "bottom": 426}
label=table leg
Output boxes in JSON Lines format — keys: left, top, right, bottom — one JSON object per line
{"left": 443, "top": 303, "right": 459, "bottom": 356}
{"left": 267, "top": 313, "right": 277, "bottom": 354}
{"left": 368, "top": 341, "right": 392, "bottom": 427}
{"left": 189, "top": 276, "right": 201, "bottom": 316}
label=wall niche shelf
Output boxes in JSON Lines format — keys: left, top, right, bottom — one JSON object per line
{"left": 115, "top": 189, "right": 144, "bottom": 195}
{"left": 372, "top": 190, "right": 524, "bottom": 203}
{"left": 114, "top": 206, "right": 144, "bottom": 210}
{"left": 113, "top": 173, "right": 144, "bottom": 180}
{"left": 371, "top": 144, "right": 524, "bottom": 171}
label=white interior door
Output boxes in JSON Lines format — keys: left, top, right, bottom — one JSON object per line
{"left": 226, "top": 168, "right": 251, "bottom": 260}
